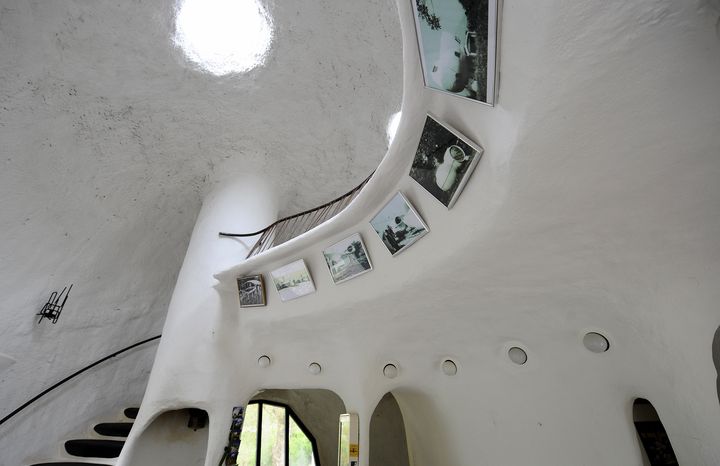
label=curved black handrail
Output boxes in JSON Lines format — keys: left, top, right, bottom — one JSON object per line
{"left": 0, "top": 334, "right": 161, "bottom": 427}
{"left": 219, "top": 172, "right": 373, "bottom": 258}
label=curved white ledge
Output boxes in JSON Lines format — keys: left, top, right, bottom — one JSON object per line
{"left": 212, "top": 0, "right": 426, "bottom": 290}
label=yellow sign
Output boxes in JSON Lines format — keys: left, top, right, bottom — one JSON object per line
{"left": 349, "top": 444, "right": 359, "bottom": 458}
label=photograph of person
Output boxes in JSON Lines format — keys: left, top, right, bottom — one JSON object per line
{"left": 370, "top": 192, "right": 429, "bottom": 256}
{"left": 409, "top": 115, "right": 483, "bottom": 208}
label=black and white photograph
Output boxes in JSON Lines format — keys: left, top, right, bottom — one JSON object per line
{"left": 323, "top": 233, "right": 373, "bottom": 284}
{"left": 370, "top": 192, "right": 429, "bottom": 256}
{"left": 411, "top": 0, "right": 498, "bottom": 104}
{"left": 409, "top": 115, "right": 483, "bottom": 208}
{"left": 236, "top": 275, "right": 266, "bottom": 308}
{"left": 270, "top": 259, "right": 316, "bottom": 302}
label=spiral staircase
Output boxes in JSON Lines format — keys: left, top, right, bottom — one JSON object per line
{"left": 28, "top": 407, "right": 137, "bottom": 466}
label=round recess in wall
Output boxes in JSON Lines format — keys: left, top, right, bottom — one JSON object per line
{"left": 257, "top": 355, "right": 271, "bottom": 368}
{"left": 583, "top": 332, "right": 610, "bottom": 353}
{"left": 383, "top": 363, "right": 399, "bottom": 379}
{"left": 308, "top": 362, "right": 322, "bottom": 375}
{"left": 508, "top": 347, "right": 528, "bottom": 365}
{"left": 441, "top": 359, "right": 458, "bottom": 376}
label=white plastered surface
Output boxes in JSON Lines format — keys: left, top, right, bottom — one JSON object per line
{"left": 120, "top": 1, "right": 720, "bottom": 465}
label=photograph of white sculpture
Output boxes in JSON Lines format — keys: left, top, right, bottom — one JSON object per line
{"left": 411, "top": 0, "right": 498, "bottom": 104}
{"left": 370, "top": 193, "right": 429, "bottom": 256}
{"left": 409, "top": 115, "right": 483, "bottom": 208}
{"left": 323, "top": 233, "right": 373, "bottom": 284}
{"left": 270, "top": 259, "right": 316, "bottom": 302}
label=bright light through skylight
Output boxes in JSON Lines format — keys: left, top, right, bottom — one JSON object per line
{"left": 387, "top": 111, "right": 402, "bottom": 144}
{"left": 174, "top": 0, "right": 273, "bottom": 75}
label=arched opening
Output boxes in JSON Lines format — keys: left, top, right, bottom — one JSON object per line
{"left": 369, "top": 392, "right": 410, "bottom": 466}
{"left": 226, "top": 389, "right": 345, "bottom": 466}
{"left": 126, "top": 408, "right": 209, "bottom": 466}
{"left": 632, "top": 398, "right": 678, "bottom": 466}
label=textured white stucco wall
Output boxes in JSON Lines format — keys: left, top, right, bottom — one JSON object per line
{"left": 0, "top": 0, "right": 401, "bottom": 463}
{"left": 119, "top": 1, "right": 720, "bottom": 465}
{"left": 4, "top": 0, "right": 720, "bottom": 465}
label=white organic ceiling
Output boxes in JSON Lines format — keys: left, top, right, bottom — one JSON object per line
{"left": 0, "top": 0, "right": 401, "bottom": 406}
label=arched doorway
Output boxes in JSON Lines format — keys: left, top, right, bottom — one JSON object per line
{"left": 369, "top": 392, "right": 410, "bottom": 466}
{"left": 227, "top": 389, "right": 345, "bottom": 466}
{"left": 632, "top": 398, "right": 678, "bottom": 466}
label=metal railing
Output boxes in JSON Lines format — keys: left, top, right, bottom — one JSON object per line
{"left": 219, "top": 172, "right": 373, "bottom": 258}
{"left": 0, "top": 335, "right": 161, "bottom": 427}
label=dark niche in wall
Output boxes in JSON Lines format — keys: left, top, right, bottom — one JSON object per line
{"left": 713, "top": 325, "right": 720, "bottom": 406}
{"left": 633, "top": 398, "right": 678, "bottom": 466}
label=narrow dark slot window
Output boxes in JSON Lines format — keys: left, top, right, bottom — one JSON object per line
{"left": 633, "top": 398, "right": 679, "bottom": 466}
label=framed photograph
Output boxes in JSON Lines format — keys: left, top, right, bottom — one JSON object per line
{"left": 270, "top": 259, "right": 316, "bottom": 302}
{"left": 323, "top": 233, "right": 373, "bottom": 285}
{"left": 370, "top": 192, "right": 429, "bottom": 256}
{"left": 411, "top": 0, "right": 499, "bottom": 105}
{"left": 409, "top": 115, "right": 483, "bottom": 208}
{"left": 236, "top": 275, "right": 266, "bottom": 308}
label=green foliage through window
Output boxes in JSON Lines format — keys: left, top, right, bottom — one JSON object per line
{"left": 235, "top": 401, "right": 318, "bottom": 466}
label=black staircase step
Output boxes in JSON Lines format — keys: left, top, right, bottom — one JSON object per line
{"left": 94, "top": 422, "right": 133, "bottom": 437}
{"left": 30, "top": 463, "right": 111, "bottom": 466}
{"left": 64, "top": 439, "right": 124, "bottom": 458}
{"left": 123, "top": 407, "right": 139, "bottom": 419}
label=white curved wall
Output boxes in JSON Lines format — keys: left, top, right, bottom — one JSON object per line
{"left": 0, "top": 2, "right": 401, "bottom": 463}
{"left": 126, "top": 409, "right": 209, "bottom": 466}
{"left": 120, "top": 1, "right": 720, "bottom": 466}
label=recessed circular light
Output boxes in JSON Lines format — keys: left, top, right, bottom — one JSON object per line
{"left": 583, "top": 332, "right": 610, "bottom": 353}
{"left": 383, "top": 363, "right": 399, "bottom": 379}
{"left": 257, "top": 355, "right": 271, "bottom": 367}
{"left": 308, "top": 362, "right": 322, "bottom": 375}
{"left": 441, "top": 359, "right": 458, "bottom": 376}
{"left": 508, "top": 347, "right": 528, "bottom": 365}
{"left": 174, "top": 0, "right": 273, "bottom": 75}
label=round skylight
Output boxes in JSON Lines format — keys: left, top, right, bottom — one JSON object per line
{"left": 174, "top": 0, "right": 273, "bottom": 75}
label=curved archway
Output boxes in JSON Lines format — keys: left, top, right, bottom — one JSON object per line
{"left": 125, "top": 408, "right": 209, "bottom": 466}
{"left": 369, "top": 392, "right": 410, "bottom": 466}
{"left": 235, "top": 388, "right": 345, "bottom": 466}
{"left": 632, "top": 398, "right": 678, "bottom": 466}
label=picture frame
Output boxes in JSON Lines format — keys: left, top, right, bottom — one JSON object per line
{"left": 370, "top": 192, "right": 429, "bottom": 256}
{"left": 270, "top": 259, "right": 316, "bottom": 302}
{"left": 409, "top": 114, "right": 483, "bottom": 208}
{"left": 411, "top": 0, "right": 499, "bottom": 105}
{"left": 323, "top": 233, "right": 373, "bottom": 285}
{"left": 236, "top": 275, "right": 266, "bottom": 308}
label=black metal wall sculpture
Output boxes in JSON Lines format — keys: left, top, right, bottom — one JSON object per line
{"left": 37, "top": 284, "right": 73, "bottom": 324}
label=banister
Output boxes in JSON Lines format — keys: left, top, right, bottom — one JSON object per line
{"left": 0, "top": 334, "right": 161, "bottom": 427}
{"left": 219, "top": 172, "right": 374, "bottom": 257}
